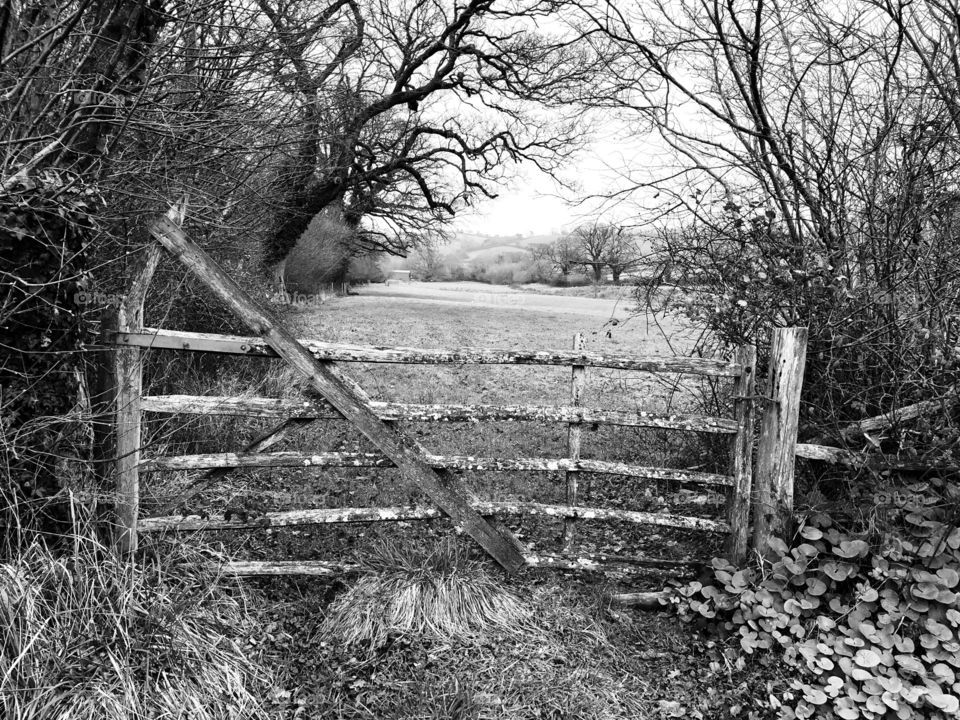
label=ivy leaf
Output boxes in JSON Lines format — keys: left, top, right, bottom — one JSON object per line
{"left": 823, "top": 561, "right": 856, "bottom": 581}
{"left": 896, "top": 655, "right": 925, "bottom": 675}
{"left": 834, "top": 540, "right": 870, "bottom": 559}
{"left": 862, "top": 678, "right": 884, "bottom": 696}
{"left": 899, "top": 683, "right": 924, "bottom": 702}
{"left": 817, "top": 616, "right": 837, "bottom": 632}
{"left": 833, "top": 697, "right": 859, "bottom": 719}
{"left": 767, "top": 536, "right": 790, "bottom": 557}
{"left": 881, "top": 690, "right": 900, "bottom": 710}
{"left": 938, "top": 589, "right": 958, "bottom": 604}
{"left": 912, "top": 582, "right": 940, "bottom": 600}
{"left": 824, "top": 676, "right": 844, "bottom": 697}
{"left": 926, "top": 689, "right": 960, "bottom": 713}
{"left": 933, "top": 663, "right": 956, "bottom": 684}
{"left": 803, "top": 687, "right": 828, "bottom": 705}
{"left": 947, "top": 529, "right": 960, "bottom": 550}
{"left": 937, "top": 568, "right": 959, "bottom": 589}
{"left": 925, "top": 619, "right": 953, "bottom": 642}
{"left": 854, "top": 649, "right": 882, "bottom": 668}
{"left": 878, "top": 675, "right": 902, "bottom": 694}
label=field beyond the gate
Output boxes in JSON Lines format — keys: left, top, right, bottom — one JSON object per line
{"left": 276, "top": 279, "right": 730, "bottom": 565}
{"left": 222, "top": 282, "right": 764, "bottom": 720}
{"left": 146, "top": 281, "right": 765, "bottom": 719}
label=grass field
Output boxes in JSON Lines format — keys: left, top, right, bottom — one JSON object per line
{"left": 143, "top": 281, "right": 762, "bottom": 719}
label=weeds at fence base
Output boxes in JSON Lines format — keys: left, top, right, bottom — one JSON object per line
{"left": 0, "top": 525, "right": 271, "bottom": 720}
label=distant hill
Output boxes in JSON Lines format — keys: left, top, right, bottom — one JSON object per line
{"left": 444, "top": 231, "right": 560, "bottom": 259}
{"left": 464, "top": 244, "right": 530, "bottom": 262}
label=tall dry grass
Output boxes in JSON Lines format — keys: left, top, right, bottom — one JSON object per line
{"left": 321, "top": 537, "right": 535, "bottom": 648}
{"left": 0, "top": 518, "right": 271, "bottom": 720}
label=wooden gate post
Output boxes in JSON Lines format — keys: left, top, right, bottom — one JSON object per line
{"left": 113, "top": 243, "right": 162, "bottom": 555}
{"left": 112, "top": 203, "right": 187, "bottom": 553}
{"left": 562, "top": 332, "right": 585, "bottom": 550}
{"left": 753, "top": 327, "right": 807, "bottom": 556}
{"left": 91, "top": 307, "right": 119, "bottom": 503}
{"left": 726, "top": 343, "right": 756, "bottom": 564}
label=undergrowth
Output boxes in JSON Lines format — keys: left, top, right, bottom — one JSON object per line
{"left": 321, "top": 538, "right": 535, "bottom": 648}
{"left": 671, "top": 477, "right": 960, "bottom": 720}
{"left": 0, "top": 523, "right": 271, "bottom": 719}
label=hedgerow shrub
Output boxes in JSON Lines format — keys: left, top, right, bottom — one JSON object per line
{"left": 642, "top": 208, "right": 960, "bottom": 464}
{"left": 284, "top": 212, "right": 354, "bottom": 291}
{"left": 672, "top": 480, "right": 960, "bottom": 719}
{"left": 1, "top": 177, "right": 97, "bottom": 539}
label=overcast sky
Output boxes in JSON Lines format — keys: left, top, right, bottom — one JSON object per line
{"left": 452, "top": 117, "right": 675, "bottom": 237}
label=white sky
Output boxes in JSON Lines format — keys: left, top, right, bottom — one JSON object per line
{"left": 452, "top": 116, "right": 679, "bottom": 236}
{"left": 452, "top": 149, "right": 633, "bottom": 236}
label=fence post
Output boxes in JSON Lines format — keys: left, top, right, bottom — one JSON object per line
{"left": 92, "top": 307, "right": 119, "bottom": 495}
{"left": 726, "top": 344, "right": 756, "bottom": 564}
{"left": 113, "top": 244, "right": 162, "bottom": 555}
{"left": 563, "top": 332, "right": 586, "bottom": 551}
{"left": 753, "top": 327, "right": 807, "bottom": 556}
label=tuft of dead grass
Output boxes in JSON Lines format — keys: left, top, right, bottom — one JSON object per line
{"left": 320, "top": 538, "right": 535, "bottom": 648}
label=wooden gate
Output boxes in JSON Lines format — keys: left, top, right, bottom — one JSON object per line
{"left": 95, "top": 207, "right": 802, "bottom": 574}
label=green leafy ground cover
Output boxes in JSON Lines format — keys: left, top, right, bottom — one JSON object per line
{"left": 673, "top": 478, "right": 960, "bottom": 720}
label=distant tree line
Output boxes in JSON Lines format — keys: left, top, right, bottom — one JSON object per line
{"left": 530, "top": 223, "right": 644, "bottom": 284}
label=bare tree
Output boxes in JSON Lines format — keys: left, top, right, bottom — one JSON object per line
{"left": 531, "top": 234, "right": 582, "bottom": 281}
{"left": 603, "top": 230, "right": 642, "bottom": 284}
{"left": 572, "top": 222, "right": 619, "bottom": 282}
{"left": 255, "top": 0, "right": 592, "bottom": 267}
{"left": 559, "top": 0, "right": 960, "bottom": 445}
{"left": 410, "top": 235, "right": 449, "bottom": 281}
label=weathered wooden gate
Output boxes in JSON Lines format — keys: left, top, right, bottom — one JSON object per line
{"left": 96, "top": 206, "right": 805, "bottom": 574}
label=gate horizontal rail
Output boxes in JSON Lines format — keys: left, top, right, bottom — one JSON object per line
{"left": 221, "top": 552, "right": 703, "bottom": 577}
{"left": 139, "top": 501, "right": 730, "bottom": 534}
{"left": 140, "top": 450, "right": 734, "bottom": 487}
{"left": 115, "top": 327, "right": 745, "bottom": 376}
{"left": 141, "top": 394, "right": 740, "bottom": 433}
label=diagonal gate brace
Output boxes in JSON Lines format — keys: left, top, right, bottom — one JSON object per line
{"left": 148, "top": 213, "right": 527, "bottom": 573}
